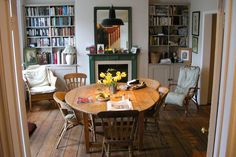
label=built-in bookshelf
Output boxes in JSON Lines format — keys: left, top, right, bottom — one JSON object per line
{"left": 149, "top": 4, "right": 189, "bottom": 64}
{"left": 24, "top": 4, "right": 75, "bottom": 65}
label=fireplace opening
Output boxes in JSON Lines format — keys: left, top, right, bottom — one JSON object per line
{"left": 98, "top": 64, "right": 128, "bottom": 82}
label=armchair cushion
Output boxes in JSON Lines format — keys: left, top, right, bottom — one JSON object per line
{"left": 23, "top": 65, "right": 50, "bottom": 87}
{"left": 30, "top": 86, "right": 56, "bottom": 95}
{"left": 165, "top": 92, "right": 185, "bottom": 106}
{"left": 175, "top": 66, "right": 200, "bottom": 95}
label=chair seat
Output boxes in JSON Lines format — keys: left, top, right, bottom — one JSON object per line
{"left": 30, "top": 86, "right": 56, "bottom": 94}
{"left": 165, "top": 92, "right": 185, "bottom": 106}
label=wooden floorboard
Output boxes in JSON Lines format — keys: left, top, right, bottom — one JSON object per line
{"left": 28, "top": 101, "right": 210, "bottom": 157}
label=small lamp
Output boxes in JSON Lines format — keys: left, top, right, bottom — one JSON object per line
{"left": 62, "top": 45, "right": 76, "bottom": 65}
{"left": 101, "top": 5, "right": 124, "bottom": 27}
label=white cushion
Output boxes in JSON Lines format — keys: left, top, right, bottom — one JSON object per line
{"left": 23, "top": 65, "right": 49, "bottom": 88}
{"left": 30, "top": 86, "right": 56, "bottom": 94}
{"left": 165, "top": 92, "right": 185, "bottom": 106}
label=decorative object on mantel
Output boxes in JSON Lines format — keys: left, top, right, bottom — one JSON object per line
{"left": 101, "top": 5, "right": 124, "bottom": 27}
{"left": 97, "top": 44, "right": 105, "bottom": 54}
{"left": 86, "top": 45, "right": 96, "bottom": 54}
{"left": 62, "top": 45, "right": 76, "bottom": 65}
{"left": 98, "top": 69, "right": 127, "bottom": 94}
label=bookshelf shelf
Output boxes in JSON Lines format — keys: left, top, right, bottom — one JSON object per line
{"left": 149, "top": 4, "right": 189, "bottom": 64}
{"left": 24, "top": 4, "right": 76, "bottom": 65}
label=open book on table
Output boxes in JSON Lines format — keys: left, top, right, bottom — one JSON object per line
{"left": 107, "top": 99, "right": 133, "bottom": 111}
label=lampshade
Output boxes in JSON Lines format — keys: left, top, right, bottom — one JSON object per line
{"left": 101, "top": 5, "right": 124, "bottom": 27}
{"left": 62, "top": 45, "right": 76, "bottom": 54}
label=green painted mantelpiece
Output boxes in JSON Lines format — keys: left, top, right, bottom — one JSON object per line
{"left": 88, "top": 53, "right": 138, "bottom": 83}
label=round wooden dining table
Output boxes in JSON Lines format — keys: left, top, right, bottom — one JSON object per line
{"left": 65, "top": 84, "right": 160, "bottom": 153}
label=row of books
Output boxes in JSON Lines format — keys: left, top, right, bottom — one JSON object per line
{"left": 169, "top": 6, "right": 188, "bottom": 15}
{"left": 150, "top": 16, "right": 188, "bottom": 26}
{"left": 169, "top": 27, "right": 188, "bottom": 36}
{"left": 150, "top": 36, "right": 168, "bottom": 46}
{"left": 51, "top": 17, "right": 74, "bottom": 26}
{"left": 169, "top": 37, "right": 188, "bottom": 47}
{"left": 53, "top": 50, "right": 73, "bottom": 64}
{"left": 25, "top": 6, "right": 74, "bottom": 17}
{"left": 149, "top": 5, "right": 169, "bottom": 16}
{"left": 37, "top": 52, "right": 51, "bottom": 64}
{"left": 149, "top": 5, "right": 188, "bottom": 16}
{"left": 50, "top": 6, "right": 74, "bottom": 16}
{"left": 149, "top": 27, "right": 168, "bottom": 35}
{"left": 51, "top": 27, "right": 74, "bottom": 36}
{"left": 26, "top": 7, "right": 49, "bottom": 16}
{"left": 27, "top": 38, "right": 50, "bottom": 47}
{"left": 26, "top": 17, "right": 50, "bottom": 27}
{"left": 51, "top": 37, "right": 75, "bottom": 47}
{"left": 150, "top": 17, "right": 172, "bottom": 26}
{"left": 27, "top": 28, "right": 49, "bottom": 37}
{"left": 172, "top": 16, "right": 188, "bottom": 26}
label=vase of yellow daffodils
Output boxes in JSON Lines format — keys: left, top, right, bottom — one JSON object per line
{"left": 98, "top": 69, "right": 127, "bottom": 94}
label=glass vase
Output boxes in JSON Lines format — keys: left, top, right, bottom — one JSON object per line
{"left": 109, "top": 84, "right": 117, "bottom": 94}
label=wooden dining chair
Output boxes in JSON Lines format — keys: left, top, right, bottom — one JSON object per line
{"left": 144, "top": 87, "right": 169, "bottom": 135}
{"left": 64, "top": 72, "right": 87, "bottom": 124}
{"left": 139, "top": 78, "right": 160, "bottom": 90}
{"left": 64, "top": 73, "right": 87, "bottom": 91}
{"left": 97, "top": 110, "right": 139, "bottom": 157}
{"left": 53, "top": 92, "right": 80, "bottom": 149}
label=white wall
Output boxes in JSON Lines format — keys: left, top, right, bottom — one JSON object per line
{"left": 190, "top": 0, "right": 218, "bottom": 104}
{"left": 76, "top": 0, "right": 149, "bottom": 81}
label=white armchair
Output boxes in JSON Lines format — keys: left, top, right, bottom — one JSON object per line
{"left": 23, "top": 65, "right": 57, "bottom": 111}
{"left": 164, "top": 66, "right": 200, "bottom": 115}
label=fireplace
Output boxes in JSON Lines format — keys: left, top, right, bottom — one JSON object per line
{"left": 88, "top": 53, "right": 138, "bottom": 83}
{"left": 95, "top": 61, "right": 132, "bottom": 82}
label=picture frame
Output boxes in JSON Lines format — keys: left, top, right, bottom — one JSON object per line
{"left": 192, "top": 11, "right": 200, "bottom": 36}
{"left": 97, "top": 44, "right": 104, "bottom": 54}
{"left": 131, "top": 47, "right": 138, "bottom": 54}
{"left": 178, "top": 48, "right": 192, "bottom": 65}
{"left": 24, "top": 48, "right": 38, "bottom": 67}
{"left": 192, "top": 36, "right": 198, "bottom": 54}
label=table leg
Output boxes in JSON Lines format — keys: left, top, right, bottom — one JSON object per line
{"left": 83, "top": 113, "right": 90, "bottom": 153}
{"left": 138, "top": 111, "right": 144, "bottom": 150}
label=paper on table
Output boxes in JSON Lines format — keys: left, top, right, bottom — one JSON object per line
{"left": 107, "top": 99, "right": 133, "bottom": 111}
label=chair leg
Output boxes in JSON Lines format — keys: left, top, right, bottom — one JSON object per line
{"left": 56, "top": 122, "right": 69, "bottom": 149}
{"left": 192, "top": 95, "right": 199, "bottom": 111}
{"left": 184, "top": 99, "right": 189, "bottom": 116}
{"left": 128, "top": 145, "right": 133, "bottom": 157}
{"left": 163, "top": 103, "right": 166, "bottom": 110}
{"left": 29, "top": 95, "right": 32, "bottom": 112}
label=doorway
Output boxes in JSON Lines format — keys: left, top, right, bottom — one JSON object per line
{"left": 200, "top": 12, "right": 217, "bottom": 105}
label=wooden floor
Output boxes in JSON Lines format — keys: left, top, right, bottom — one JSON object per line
{"left": 28, "top": 101, "right": 210, "bottom": 157}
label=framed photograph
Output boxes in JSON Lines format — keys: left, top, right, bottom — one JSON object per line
{"left": 131, "top": 47, "right": 138, "bottom": 54}
{"left": 24, "top": 48, "right": 38, "bottom": 67}
{"left": 97, "top": 44, "right": 104, "bottom": 54}
{"left": 192, "top": 36, "right": 198, "bottom": 54}
{"left": 192, "top": 11, "right": 200, "bottom": 36}
{"left": 178, "top": 48, "right": 192, "bottom": 65}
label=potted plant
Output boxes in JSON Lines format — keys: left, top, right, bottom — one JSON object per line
{"left": 98, "top": 69, "right": 127, "bottom": 94}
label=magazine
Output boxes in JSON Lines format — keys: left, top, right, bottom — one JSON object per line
{"left": 107, "top": 100, "right": 133, "bottom": 111}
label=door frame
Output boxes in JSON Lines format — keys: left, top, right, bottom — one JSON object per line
{"left": 0, "top": 0, "right": 30, "bottom": 156}
{"left": 1, "top": 0, "right": 236, "bottom": 157}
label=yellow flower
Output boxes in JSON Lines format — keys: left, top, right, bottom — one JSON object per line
{"left": 116, "top": 71, "right": 121, "bottom": 76}
{"left": 121, "top": 72, "right": 126, "bottom": 77}
{"left": 113, "top": 76, "right": 118, "bottom": 82}
{"left": 100, "top": 72, "right": 105, "bottom": 78}
{"left": 97, "top": 80, "right": 102, "bottom": 84}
